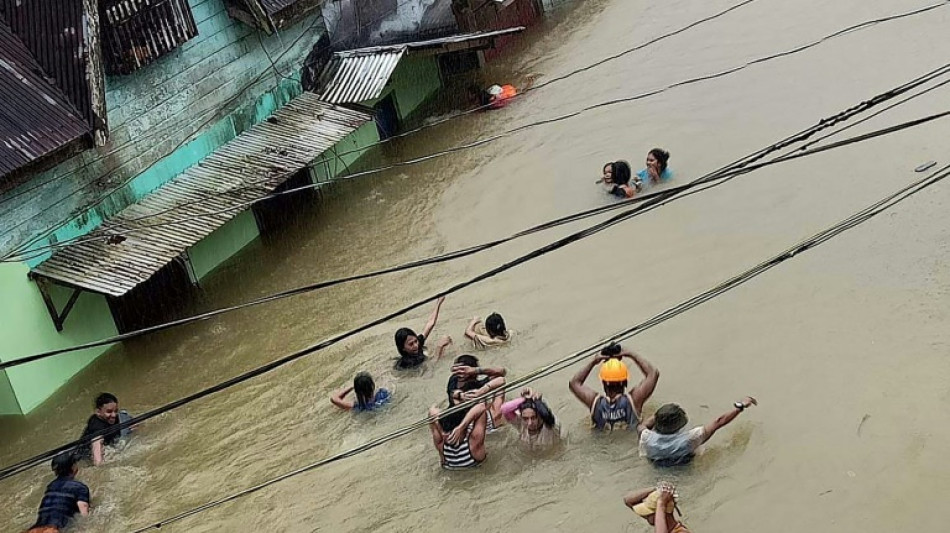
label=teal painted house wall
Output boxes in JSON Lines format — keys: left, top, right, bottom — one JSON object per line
{"left": 0, "top": 0, "right": 327, "bottom": 414}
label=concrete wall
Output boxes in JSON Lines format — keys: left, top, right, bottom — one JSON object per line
{"left": 0, "top": 0, "right": 326, "bottom": 260}
{"left": 385, "top": 55, "right": 443, "bottom": 120}
{"left": 0, "top": 263, "right": 118, "bottom": 415}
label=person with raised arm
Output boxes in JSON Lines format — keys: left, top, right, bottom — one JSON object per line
{"left": 393, "top": 296, "right": 452, "bottom": 370}
{"left": 569, "top": 344, "right": 660, "bottom": 431}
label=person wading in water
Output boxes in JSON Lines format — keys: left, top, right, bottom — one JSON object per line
{"left": 394, "top": 297, "right": 452, "bottom": 370}
{"left": 569, "top": 344, "right": 660, "bottom": 431}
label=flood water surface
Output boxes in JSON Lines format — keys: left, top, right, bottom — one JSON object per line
{"left": 3, "top": 0, "right": 950, "bottom": 531}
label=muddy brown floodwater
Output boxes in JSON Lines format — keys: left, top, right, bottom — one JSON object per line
{"left": 2, "top": 0, "right": 950, "bottom": 531}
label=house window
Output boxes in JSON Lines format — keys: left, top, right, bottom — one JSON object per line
{"left": 99, "top": 0, "right": 199, "bottom": 75}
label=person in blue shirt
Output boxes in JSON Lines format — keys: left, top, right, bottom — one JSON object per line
{"left": 330, "top": 372, "right": 392, "bottom": 413}
{"left": 636, "top": 148, "right": 672, "bottom": 189}
{"left": 26, "top": 453, "right": 90, "bottom": 533}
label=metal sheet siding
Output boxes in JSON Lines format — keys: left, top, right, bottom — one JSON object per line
{"left": 316, "top": 49, "right": 405, "bottom": 104}
{"left": 0, "top": 0, "right": 92, "bottom": 124}
{"left": 0, "top": 20, "right": 91, "bottom": 179}
{"left": 32, "top": 94, "right": 371, "bottom": 296}
{"left": 314, "top": 29, "right": 525, "bottom": 104}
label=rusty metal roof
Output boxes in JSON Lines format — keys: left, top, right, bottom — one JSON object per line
{"left": 315, "top": 28, "right": 526, "bottom": 104}
{"left": 32, "top": 94, "right": 371, "bottom": 296}
{"left": 0, "top": 19, "right": 91, "bottom": 180}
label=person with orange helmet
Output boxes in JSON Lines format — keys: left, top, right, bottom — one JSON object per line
{"left": 569, "top": 343, "right": 660, "bottom": 431}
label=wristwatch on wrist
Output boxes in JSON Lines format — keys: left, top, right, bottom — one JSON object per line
{"left": 734, "top": 401, "right": 746, "bottom": 411}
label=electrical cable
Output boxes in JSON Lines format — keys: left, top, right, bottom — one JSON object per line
{"left": 9, "top": 19, "right": 950, "bottom": 263}
{"left": 1, "top": 103, "right": 947, "bottom": 371}
{"left": 0, "top": 69, "right": 937, "bottom": 480}
{"left": 0, "top": 0, "right": 763, "bottom": 257}
{"left": 5, "top": 0, "right": 940, "bottom": 259}
{"left": 130, "top": 160, "right": 950, "bottom": 532}
{"left": 0, "top": 0, "right": 461, "bottom": 247}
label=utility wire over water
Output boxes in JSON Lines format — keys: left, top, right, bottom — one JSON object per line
{"left": 4, "top": 0, "right": 946, "bottom": 261}
{"left": 131, "top": 161, "right": 950, "bottom": 532}
{"left": 3, "top": 60, "right": 947, "bottom": 481}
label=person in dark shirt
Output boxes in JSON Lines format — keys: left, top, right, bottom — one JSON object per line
{"left": 78, "top": 392, "right": 130, "bottom": 466}
{"left": 26, "top": 453, "right": 90, "bottom": 533}
{"left": 393, "top": 297, "right": 452, "bottom": 370}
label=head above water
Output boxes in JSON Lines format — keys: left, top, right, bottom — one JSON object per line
{"left": 394, "top": 327, "right": 420, "bottom": 357}
{"left": 611, "top": 160, "right": 633, "bottom": 186}
{"left": 602, "top": 162, "right": 614, "bottom": 183}
{"left": 353, "top": 372, "right": 376, "bottom": 409}
{"left": 94, "top": 392, "right": 119, "bottom": 424}
{"left": 647, "top": 148, "right": 670, "bottom": 174}
{"left": 654, "top": 403, "right": 689, "bottom": 434}
{"left": 520, "top": 398, "right": 556, "bottom": 433}
{"left": 454, "top": 354, "right": 480, "bottom": 368}
{"left": 484, "top": 313, "right": 507, "bottom": 338}
{"left": 51, "top": 452, "right": 79, "bottom": 478}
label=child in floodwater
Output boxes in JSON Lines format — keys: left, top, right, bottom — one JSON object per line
{"left": 637, "top": 148, "right": 673, "bottom": 189}
{"left": 602, "top": 161, "right": 640, "bottom": 199}
{"left": 394, "top": 297, "right": 452, "bottom": 370}
{"left": 464, "top": 313, "right": 511, "bottom": 349}
{"left": 25, "top": 453, "right": 91, "bottom": 533}
{"left": 330, "top": 372, "right": 391, "bottom": 413}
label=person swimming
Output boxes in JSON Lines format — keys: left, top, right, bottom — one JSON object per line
{"left": 25, "top": 453, "right": 90, "bottom": 533}
{"left": 569, "top": 344, "right": 660, "bottom": 431}
{"left": 604, "top": 161, "right": 639, "bottom": 199}
{"left": 330, "top": 372, "right": 391, "bottom": 413}
{"left": 501, "top": 388, "right": 561, "bottom": 447}
{"left": 464, "top": 312, "right": 511, "bottom": 349}
{"left": 77, "top": 393, "right": 133, "bottom": 466}
{"left": 637, "top": 148, "right": 672, "bottom": 188}
{"left": 394, "top": 297, "right": 452, "bottom": 370}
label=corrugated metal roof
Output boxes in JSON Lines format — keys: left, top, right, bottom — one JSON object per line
{"left": 0, "top": 19, "right": 91, "bottom": 180}
{"left": 32, "top": 94, "right": 371, "bottom": 296}
{"left": 0, "top": 0, "right": 93, "bottom": 124}
{"left": 315, "top": 48, "right": 406, "bottom": 104}
{"left": 315, "top": 28, "right": 526, "bottom": 104}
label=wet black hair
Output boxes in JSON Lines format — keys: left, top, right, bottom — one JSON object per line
{"left": 612, "top": 161, "right": 633, "bottom": 186}
{"left": 440, "top": 390, "right": 473, "bottom": 432}
{"left": 603, "top": 161, "right": 614, "bottom": 173}
{"left": 601, "top": 342, "right": 622, "bottom": 357}
{"left": 353, "top": 372, "right": 375, "bottom": 410}
{"left": 485, "top": 313, "right": 507, "bottom": 338}
{"left": 95, "top": 392, "right": 118, "bottom": 409}
{"left": 51, "top": 452, "right": 78, "bottom": 477}
{"left": 649, "top": 148, "right": 670, "bottom": 174}
{"left": 394, "top": 328, "right": 420, "bottom": 357}
{"left": 520, "top": 398, "right": 556, "bottom": 429}
{"left": 454, "top": 354, "right": 480, "bottom": 368}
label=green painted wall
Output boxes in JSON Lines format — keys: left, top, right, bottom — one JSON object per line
{"left": 188, "top": 210, "right": 261, "bottom": 280}
{"left": 312, "top": 122, "right": 382, "bottom": 181}
{"left": 0, "top": 263, "right": 118, "bottom": 415}
{"left": 386, "top": 55, "right": 443, "bottom": 119}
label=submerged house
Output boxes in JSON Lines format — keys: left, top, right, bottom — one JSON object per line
{"left": 0, "top": 0, "right": 529, "bottom": 415}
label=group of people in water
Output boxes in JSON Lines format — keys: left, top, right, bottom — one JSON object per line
{"left": 329, "top": 295, "right": 756, "bottom": 532}
{"left": 600, "top": 148, "right": 673, "bottom": 199}
{"left": 24, "top": 147, "right": 749, "bottom": 533}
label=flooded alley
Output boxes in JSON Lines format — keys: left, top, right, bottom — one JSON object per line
{"left": 2, "top": 0, "right": 950, "bottom": 531}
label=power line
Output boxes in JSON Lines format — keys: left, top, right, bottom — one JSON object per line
{"left": 3, "top": 104, "right": 949, "bottom": 370}
{"left": 0, "top": 67, "right": 935, "bottom": 481}
{"left": 0, "top": 0, "right": 764, "bottom": 259}
{"left": 0, "top": 0, "right": 462, "bottom": 250}
{"left": 130, "top": 160, "right": 950, "bottom": 532}
{"left": 9, "top": 6, "right": 949, "bottom": 262}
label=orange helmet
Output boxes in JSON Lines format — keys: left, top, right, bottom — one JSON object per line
{"left": 599, "top": 359, "right": 629, "bottom": 383}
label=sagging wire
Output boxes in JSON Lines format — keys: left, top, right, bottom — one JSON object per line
{"left": 130, "top": 161, "right": 950, "bottom": 532}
